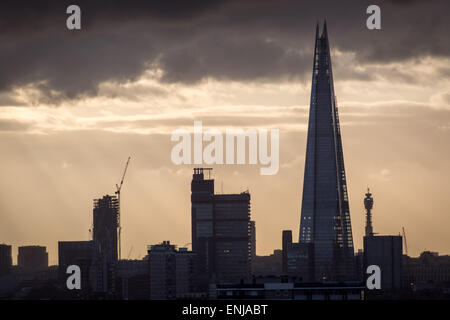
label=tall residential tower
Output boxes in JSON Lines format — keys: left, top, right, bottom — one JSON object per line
{"left": 299, "top": 22, "right": 355, "bottom": 281}
{"left": 92, "top": 195, "right": 119, "bottom": 295}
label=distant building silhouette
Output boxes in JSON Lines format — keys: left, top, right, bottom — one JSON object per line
{"left": 282, "top": 230, "right": 292, "bottom": 274}
{"left": 214, "top": 193, "right": 251, "bottom": 282}
{"left": 252, "top": 250, "right": 282, "bottom": 277}
{"left": 17, "top": 246, "right": 48, "bottom": 273}
{"left": 191, "top": 168, "right": 251, "bottom": 285}
{"left": 215, "top": 277, "right": 364, "bottom": 300}
{"left": 354, "top": 249, "right": 364, "bottom": 282}
{"left": 364, "top": 235, "right": 403, "bottom": 289}
{"left": 298, "top": 22, "right": 355, "bottom": 281}
{"left": 250, "top": 220, "right": 256, "bottom": 268}
{"left": 282, "top": 231, "right": 314, "bottom": 281}
{"left": 58, "top": 240, "right": 94, "bottom": 294}
{"left": 0, "top": 244, "right": 12, "bottom": 276}
{"left": 147, "top": 241, "right": 196, "bottom": 299}
{"left": 286, "top": 242, "right": 314, "bottom": 282}
{"left": 405, "top": 251, "right": 450, "bottom": 291}
{"left": 0, "top": 244, "right": 15, "bottom": 297}
{"left": 117, "top": 259, "right": 149, "bottom": 300}
{"left": 92, "top": 195, "right": 119, "bottom": 295}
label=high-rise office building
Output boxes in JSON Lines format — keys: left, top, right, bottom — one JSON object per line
{"left": 214, "top": 193, "right": 251, "bottom": 283}
{"left": 191, "top": 168, "right": 215, "bottom": 281}
{"left": 0, "top": 244, "right": 12, "bottom": 276}
{"left": 17, "top": 246, "right": 48, "bottom": 273}
{"left": 191, "top": 168, "right": 251, "bottom": 285}
{"left": 299, "top": 22, "right": 355, "bottom": 281}
{"left": 92, "top": 195, "right": 119, "bottom": 295}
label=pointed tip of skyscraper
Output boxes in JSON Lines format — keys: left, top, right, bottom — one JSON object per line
{"left": 322, "top": 20, "right": 328, "bottom": 38}
{"left": 315, "top": 20, "right": 328, "bottom": 39}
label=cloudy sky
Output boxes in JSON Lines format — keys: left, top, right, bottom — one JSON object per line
{"left": 0, "top": 0, "right": 449, "bottom": 264}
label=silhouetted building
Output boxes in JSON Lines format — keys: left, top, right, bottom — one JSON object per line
{"left": 17, "top": 246, "right": 48, "bottom": 273}
{"left": 0, "top": 244, "right": 12, "bottom": 276}
{"left": 282, "top": 230, "right": 292, "bottom": 274}
{"left": 215, "top": 277, "right": 364, "bottom": 300}
{"left": 252, "top": 250, "right": 282, "bottom": 276}
{"left": 0, "top": 244, "right": 14, "bottom": 299}
{"left": 406, "top": 251, "right": 450, "bottom": 290}
{"left": 191, "top": 168, "right": 251, "bottom": 285}
{"left": 364, "top": 235, "right": 403, "bottom": 289}
{"left": 148, "top": 241, "right": 176, "bottom": 299}
{"left": 355, "top": 249, "right": 364, "bottom": 282}
{"left": 117, "top": 259, "right": 149, "bottom": 300}
{"left": 92, "top": 195, "right": 119, "bottom": 295}
{"left": 282, "top": 231, "right": 314, "bottom": 281}
{"left": 250, "top": 220, "right": 256, "bottom": 266}
{"left": 214, "top": 193, "right": 251, "bottom": 283}
{"left": 58, "top": 241, "right": 94, "bottom": 294}
{"left": 191, "top": 167, "right": 215, "bottom": 282}
{"left": 286, "top": 242, "right": 314, "bottom": 282}
{"left": 298, "top": 22, "right": 355, "bottom": 282}
{"left": 175, "top": 247, "right": 197, "bottom": 298}
{"left": 148, "top": 241, "right": 196, "bottom": 299}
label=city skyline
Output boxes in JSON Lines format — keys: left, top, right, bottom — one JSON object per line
{"left": 1, "top": 1, "right": 450, "bottom": 266}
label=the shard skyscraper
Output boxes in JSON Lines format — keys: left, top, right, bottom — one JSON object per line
{"left": 299, "top": 22, "right": 355, "bottom": 281}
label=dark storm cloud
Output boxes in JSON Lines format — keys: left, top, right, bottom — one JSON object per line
{"left": 0, "top": 0, "right": 448, "bottom": 102}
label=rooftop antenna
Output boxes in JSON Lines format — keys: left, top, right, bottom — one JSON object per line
{"left": 205, "top": 168, "right": 212, "bottom": 179}
{"left": 127, "top": 246, "right": 133, "bottom": 260}
{"left": 402, "top": 227, "right": 408, "bottom": 256}
{"left": 115, "top": 156, "right": 131, "bottom": 260}
{"left": 198, "top": 167, "right": 212, "bottom": 179}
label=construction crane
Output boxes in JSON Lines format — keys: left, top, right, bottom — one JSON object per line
{"left": 402, "top": 226, "right": 408, "bottom": 256}
{"left": 127, "top": 246, "right": 133, "bottom": 260}
{"left": 115, "top": 156, "right": 131, "bottom": 260}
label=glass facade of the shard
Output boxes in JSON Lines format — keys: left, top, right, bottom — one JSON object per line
{"left": 299, "top": 23, "right": 355, "bottom": 282}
